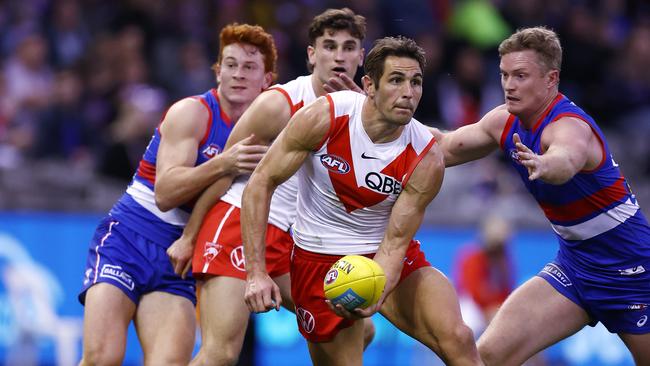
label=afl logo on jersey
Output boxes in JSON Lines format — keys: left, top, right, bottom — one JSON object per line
{"left": 508, "top": 148, "right": 521, "bottom": 165}
{"left": 202, "top": 144, "right": 221, "bottom": 159}
{"left": 320, "top": 154, "right": 350, "bottom": 174}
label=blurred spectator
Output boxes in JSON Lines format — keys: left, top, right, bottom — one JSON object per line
{"left": 455, "top": 215, "right": 515, "bottom": 327}
{"left": 2, "top": 33, "right": 53, "bottom": 161}
{"left": 44, "top": 0, "right": 90, "bottom": 68}
{"left": 437, "top": 44, "right": 501, "bottom": 129}
{"left": 165, "top": 39, "right": 214, "bottom": 101}
{"left": 32, "top": 69, "right": 92, "bottom": 164}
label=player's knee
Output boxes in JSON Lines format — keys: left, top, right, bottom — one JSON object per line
{"left": 362, "top": 318, "right": 376, "bottom": 349}
{"left": 80, "top": 347, "right": 123, "bottom": 366}
{"left": 477, "top": 337, "right": 504, "bottom": 366}
{"left": 439, "top": 323, "right": 476, "bottom": 357}
{"left": 197, "top": 342, "right": 240, "bottom": 366}
{"left": 146, "top": 353, "right": 191, "bottom": 366}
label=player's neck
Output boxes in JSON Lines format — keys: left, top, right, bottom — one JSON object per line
{"left": 218, "top": 95, "right": 249, "bottom": 123}
{"left": 518, "top": 91, "right": 559, "bottom": 129}
{"left": 310, "top": 73, "right": 328, "bottom": 97}
{"left": 361, "top": 100, "right": 404, "bottom": 144}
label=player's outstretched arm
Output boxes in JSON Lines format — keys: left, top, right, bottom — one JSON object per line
{"left": 242, "top": 97, "right": 331, "bottom": 313}
{"left": 431, "top": 105, "right": 509, "bottom": 167}
{"left": 514, "top": 116, "right": 596, "bottom": 184}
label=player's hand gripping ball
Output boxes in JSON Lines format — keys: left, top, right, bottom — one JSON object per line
{"left": 323, "top": 255, "right": 386, "bottom": 311}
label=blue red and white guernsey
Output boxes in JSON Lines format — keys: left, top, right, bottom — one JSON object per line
{"left": 501, "top": 93, "right": 650, "bottom": 334}
{"left": 79, "top": 89, "right": 232, "bottom": 305}
{"left": 113, "top": 88, "right": 232, "bottom": 245}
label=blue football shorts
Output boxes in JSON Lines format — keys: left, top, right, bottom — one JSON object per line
{"left": 78, "top": 216, "right": 196, "bottom": 306}
{"left": 538, "top": 254, "right": 650, "bottom": 334}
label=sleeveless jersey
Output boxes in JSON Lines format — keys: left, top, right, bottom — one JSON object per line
{"left": 110, "top": 89, "right": 234, "bottom": 246}
{"left": 221, "top": 75, "right": 316, "bottom": 231}
{"left": 500, "top": 93, "right": 650, "bottom": 270}
{"left": 293, "top": 90, "right": 436, "bottom": 255}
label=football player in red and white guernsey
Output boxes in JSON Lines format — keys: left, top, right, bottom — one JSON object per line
{"left": 242, "top": 36, "right": 481, "bottom": 366}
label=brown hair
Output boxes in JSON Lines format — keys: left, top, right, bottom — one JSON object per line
{"left": 498, "top": 26, "right": 562, "bottom": 73}
{"left": 213, "top": 23, "right": 278, "bottom": 81}
{"left": 308, "top": 8, "right": 367, "bottom": 45}
{"left": 364, "top": 36, "right": 426, "bottom": 86}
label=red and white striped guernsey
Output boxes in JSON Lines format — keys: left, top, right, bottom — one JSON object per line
{"left": 293, "top": 90, "right": 435, "bottom": 255}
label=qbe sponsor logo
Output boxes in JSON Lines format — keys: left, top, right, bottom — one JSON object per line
{"left": 365, "top": 172, "right": 402, "bottom": 195}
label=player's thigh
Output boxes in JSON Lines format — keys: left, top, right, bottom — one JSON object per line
{"left": 478, "top": 276, "right": 590, "bottom": 366}
{"left": 619, "top": 332, "right": 650, "bottom": 365}
{"left": 82, "top": 283, "right": 136, "bottom": 363}
{"left": 380, "top": 267, "right": 466, "bottom": 354}
{"left": 273, "top": 273, "right": 294, "bottom": 312}
{"left": 198, "top": 276, "right": 250, "bottom": 350}
{"left": 307, "top": 320, "right": 365, "bottom": 366}
{"left": 135, "top": 291, "right": 196, "bottom": 366}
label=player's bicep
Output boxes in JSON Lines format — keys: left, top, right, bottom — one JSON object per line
{"left": 543, "top": 117, "right": 594, "bottom": 170}
{"left": 156, "top": 99, "right": 207, "bottom": 176}
{"left": 257, "top": 97, "right": 330, "bottom": 185}
{"left": 388, "top": 145, "right": 444, "bottom": 238}
{"left": 224, "top": 90, "right": 292, "bottom": 149}
{"left": 402, "top": 144, "right": 445, "bottom": 210}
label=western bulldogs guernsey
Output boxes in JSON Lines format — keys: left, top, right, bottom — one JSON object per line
{"left": 293, "top": 90, "right": 435, "bottom": 255}
{"left": 501, "top": 93, "right": 650, "bottom": 332}
{"left": 111, "top": 89, "right": 233, "bottom": 246}
{"left": 221, "top": 75, "right": 316, "bottom": 231}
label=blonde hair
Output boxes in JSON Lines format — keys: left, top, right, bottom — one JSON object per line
{"left": 498, "top": 26, "right": 562, "bottom": 73}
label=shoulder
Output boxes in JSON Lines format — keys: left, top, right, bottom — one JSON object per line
{"left": 160, "top": 97, "right": 209, "bottom": 136}
{"left": 478, "top": 104, "right": 512, "bottom": 140}
{"left": 327, "top": 90, "right": 364, "bottom": 113}
{"left": 251, "top": 89, "right": 293, "bottom": 115}
{"left": 166, "top": 97, "right": 209, "bottom": 120}
{"left": 269, "top": 75, "right": 312, "bottom": 101}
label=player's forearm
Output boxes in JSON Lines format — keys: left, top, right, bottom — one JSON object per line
{"left": 155, "top": 156, "right": 233, "bottom": 211}
{"left": 241, "top": 174, "right": 274, "bottom": 276}
{"left": 537, "top": 151, "right": 581, "bottom": 185}
{"left": 375, "top": 210, "right": 424, "bottom": 289}
{"left": 181, "top": 176, "right": 235, "bottom": 241}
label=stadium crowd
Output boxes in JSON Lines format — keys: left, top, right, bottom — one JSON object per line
{"left": 0, "top": 0, "right": 648, "bottom": 224}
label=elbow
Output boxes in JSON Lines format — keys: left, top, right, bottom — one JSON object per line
{"left": 154, "top": 189, "right": 175, "bottom": 212}
{"left": 155, "top": 197, "right": 174, "bottom": 212}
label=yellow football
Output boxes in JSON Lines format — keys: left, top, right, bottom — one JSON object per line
{"left": 323, "top": 255, "right": 386, "bottom": 310}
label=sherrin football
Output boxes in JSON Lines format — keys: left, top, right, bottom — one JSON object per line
{"left": 323, "top": 255, "right": 386, "bottom": 311}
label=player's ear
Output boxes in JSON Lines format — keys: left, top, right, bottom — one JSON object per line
{"left": 262, "top": 72, "right": 273, "bottom": 90}
{"left": 362, "top": 75, "right": 374, "bottom": 98}
{"left": 547, "top": 69, "right": 559, "bottom": 89}
{"left": 358, "top": 48, "right": 365, "bottom": 68}
{"left": 307, "top": 45, "right": 316, "bottom": 68}
{"left": 214, "top": 63, "right": 222, "bottom": 84}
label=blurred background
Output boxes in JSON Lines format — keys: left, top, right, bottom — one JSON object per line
{"left": 0, "top": 0, "right": 648, "bottom": 365}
